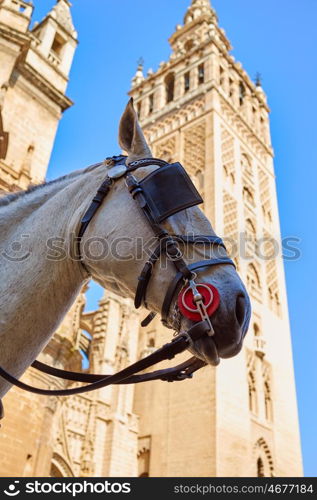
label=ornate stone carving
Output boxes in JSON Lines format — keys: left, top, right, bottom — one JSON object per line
{"left": 154, "top": 136, "right": 176, "bottom": 163}
{"left": 258, "top": 167, "right": 273, "bottom": 227}
{"left": 223, "top": 191, "right": 238, "bottom": 260}
{"left": 221, "top": 127, "right": 235, "bottom": 188}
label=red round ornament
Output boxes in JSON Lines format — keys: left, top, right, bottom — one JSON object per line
{"left": 178, "top": 283, "right": 220, "bottom": 322}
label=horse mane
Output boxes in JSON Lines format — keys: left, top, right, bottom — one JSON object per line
{"left": 0, "top": 162, "right": 104, "bottom": 208}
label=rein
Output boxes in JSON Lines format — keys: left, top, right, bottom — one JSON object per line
{"left": 0, "top": 155, "right": 235, "bottom": 400}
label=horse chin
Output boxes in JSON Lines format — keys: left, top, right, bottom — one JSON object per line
{"left": 176, "top": 315, "right": 221, "bottom": 367}
{"left": 189, "top": 336, "right": 220, "bottom": 367}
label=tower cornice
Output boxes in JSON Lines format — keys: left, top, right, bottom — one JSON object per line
{"left": 16, "top": 60, "right": 73, "bottom": 112}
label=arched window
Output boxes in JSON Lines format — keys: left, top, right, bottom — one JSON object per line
{"left": 198, "top": 64, "right": 205, "bottom": 85}
{"left": 165, "top": 73, "right": 175, "bottom": 103}
{"left": 148, "top": 93, "right": 154, "bottom": 115}
{"left": 184, "top": 72, "right": 190, "bottom": 93}
{"left": 253, "top": 323, "right": 260, "bottom": 337}
{"left": 248, "top": 371, "right": 257, "bottom": 414}
{"left": 245, "top": 218, "right": 256, "bottom": 258}
{"left": 264, "top": 380, "right": 273, "bottom": 421}
{"left": 241, "top": 153, "right": 253, "bottom": 179}
{"left": 243, "top": 186, "right": 255, "bottom": 207}
{"left": 50, "top": 454, "right": 75, "bottom": 478}
{"left": 239, "top": 82, "right": 246, "bottom": 106}
{"left": 253, "top": 439, "right": 275, "bottom": 477}
{"left": 229, "top": 78, "right": 234, "bottom": 99}
{"left": 247, "top": 263, "right": 261, "bottom": 301}
{"left": 219, "top": 66, "right": 225, "bottom": 87}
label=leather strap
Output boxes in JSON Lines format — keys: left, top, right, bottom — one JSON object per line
{"left": 77, "top": 177, "right": 113, "bottom": 260}
{"left": 0, "top": 322, "right": 210, "bottom": 396}
{"left": 0, "top": 156, "right": 234, "bottom": 402}
{"left": 31, "top": 357, "right": 206, "bottom": 384}
{"left": 134, "top": 242, "right": 163, "bottom": 309}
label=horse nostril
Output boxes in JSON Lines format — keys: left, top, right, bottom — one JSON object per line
{"left": 235, "top": 294, "right": 246, "bottom": 327}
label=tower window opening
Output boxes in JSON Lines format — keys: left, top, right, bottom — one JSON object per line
{"left": 219, "top": 66, "right": 225, "bottom": 87}
{"left": 239, "top": 82, "right": 246, "bottom": 106}
{"left": 253, "top": 323, "right": 260, "bottom": 337}
{"left": 248, "top": 371, "right": 257, "bottom": 414}
{"left": 252, "top": 106, "right": 257, "bottom": 124}
{"left": 51, "top": 33, "right": 66, "bottom": 57}
{"left": 184, "top": 72, "right": 190, "bottom": 93}
{"left": 137, "top": 101, "right": 142, "bottom": 118}
{"left": 243, "top": 186, "right": 255, "bottom": 207}
{"left": 264, "top": 381, "right": 273, "bottom": 422}
{"left": 229, "top": 78, "right": 234, "bottom": 98}
{"left": 198, "top": 64, "right": 205, "bottom": 85}
{"left": 165, "top": 73, "right": 175, "bottom": 103}
{"left": 185, "top": 40, "right": 194, "bottom": 52}
{"left": 12, "top": 0, "right": 26, "bottom": 13}
{"left": 148, "top": 94, "right": 154, "bottom": 115}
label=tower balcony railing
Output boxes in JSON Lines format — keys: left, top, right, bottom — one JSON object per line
{"left": 254, "top": 336, "right": 266, "bottom": 356}
{"left": 10, "top": 0, "right": 32, "bottom": 15}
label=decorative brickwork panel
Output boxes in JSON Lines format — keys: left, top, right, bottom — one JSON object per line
{"left": 221, "top": 127, "right": 235, "bottom": 189}
{"left": 184, "top": 121, "right": 206, "bottom": 176}
{"left": 246, "top": 262, "right": 262, "bottom": 303}
{"left": 223, "top": 190, "right": 238, "bottom": 266}
{"left": 154, "top": 136, "right": 176, "bottom": 163}
{"left": 258, "top": 168, "right": 273, "bottom": 227}
{"left": 262, "top": 231, "right": 281, "bottom": 316}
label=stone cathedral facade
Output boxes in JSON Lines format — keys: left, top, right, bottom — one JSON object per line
{"left": 0, "top": 0, "right": 302, "bottom": 477}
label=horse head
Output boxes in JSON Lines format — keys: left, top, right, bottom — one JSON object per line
{"left": 80, "top": 99, "right": 251, "bottom": 366}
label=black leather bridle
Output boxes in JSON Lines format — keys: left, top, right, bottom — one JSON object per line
{"left": 0, "top": 156, "right": 235, "bottom": 401}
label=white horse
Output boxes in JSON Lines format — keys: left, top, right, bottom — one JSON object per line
{"left": 0, "top": 100, "right": 251, "bottom": 402}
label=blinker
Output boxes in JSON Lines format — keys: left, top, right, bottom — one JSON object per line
{"left": 139, "top": 162, "right": 203, "bottom": 222}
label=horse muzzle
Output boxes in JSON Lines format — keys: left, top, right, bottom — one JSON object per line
{"left": 177, "top": 282, "right": 250, "bottom": 365}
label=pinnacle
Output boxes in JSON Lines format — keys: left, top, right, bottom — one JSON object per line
{"left": 191, "top": 0, "right": 212, "bottom": 6}
{"left": 184, "top": 0, "right": 216, "bottom": 25}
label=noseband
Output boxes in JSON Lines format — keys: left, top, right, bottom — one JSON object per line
{"left": 0, "top": 156, "right": 235, "bottom": 400}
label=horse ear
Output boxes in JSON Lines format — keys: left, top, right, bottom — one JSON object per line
{"left": 118, "top": 98, "right": 152, "bottom": 162}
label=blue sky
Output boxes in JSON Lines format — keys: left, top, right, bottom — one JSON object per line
{"left": 32, "top": 1, "right": 316, "bottom": 476}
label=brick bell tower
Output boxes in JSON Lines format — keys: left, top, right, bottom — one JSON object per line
{"left": 129, "top": 0, "right": 303, "bottom": 477}
{"left": 0, "top": 0, "right": 78, "bottom": 477}
{"left": 0, "top": 0, "right": 77, "bottom": 192}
